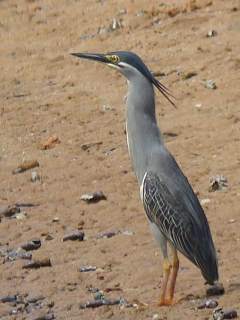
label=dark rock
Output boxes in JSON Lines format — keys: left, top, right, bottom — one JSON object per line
{"left": 213, "top": 308, "right": 238, "bottom": 320}
{"left": 1, "top": 295, "right": 17, "bottom": 303}
{"left": 206, "top": 282, "right": 225, "bottom": 296}
{"left": 223, "top": 309, "right": 238, "bottom": 319}
{"left": 63, "top": 230, "right": 84, "bottom": 242}
{"left": 47, "top": 301, "right": 54, "bottom": 308}
{"left": 0, "top": 205, "right": 20, "bottom": 218}
{"left": 23, "top": 258, "right": 51, "bottom": 269}
{"left": 21, "top": 239, "right": 41, "bottom": 251}
{"left": 15, "top": 203, "right": 40, "bottom": 208}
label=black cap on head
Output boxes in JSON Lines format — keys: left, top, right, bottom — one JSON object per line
{"left": 71, "top": 51, "right": 175, "bottom": 107}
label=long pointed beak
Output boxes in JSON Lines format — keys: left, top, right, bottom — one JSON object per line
{"left": 71, "top": 52, "right": 108, "bottom": 64}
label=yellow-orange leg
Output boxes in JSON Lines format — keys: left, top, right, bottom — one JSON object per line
{"left": 168, "top": 246, "right": 179, "bottom": 302}
{"left": 158, "top": 259, "right": 172, "bottom": 306}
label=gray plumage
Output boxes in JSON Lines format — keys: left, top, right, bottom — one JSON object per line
{"left": 72, "top": 51, "right": 219, "bottom": 295}
{"left": 143, "top": 170, "right": 218, "bottom": 284}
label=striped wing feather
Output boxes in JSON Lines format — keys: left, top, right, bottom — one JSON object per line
{"left": 142, "top": 171, "right": 218, "bottom": 284}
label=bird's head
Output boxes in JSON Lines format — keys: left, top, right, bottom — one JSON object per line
{"left": 71, "top": 51, "right": 175, "bottom": 106}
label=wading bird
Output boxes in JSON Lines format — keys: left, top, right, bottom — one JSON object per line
{"left": 71, "top": 51, "right": 218, "bottom": 306}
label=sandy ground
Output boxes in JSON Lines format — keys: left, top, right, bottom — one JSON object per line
{"left": 0, "top": 0, "right": 240, "bottom": 319}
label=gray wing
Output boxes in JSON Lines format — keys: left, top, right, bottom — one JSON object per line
{"left": 142, "top": 170, "right": 218, "bottom": 284}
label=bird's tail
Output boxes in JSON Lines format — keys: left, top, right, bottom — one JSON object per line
{"left": 197, "top": 240, "right": 219, "bottom": 285}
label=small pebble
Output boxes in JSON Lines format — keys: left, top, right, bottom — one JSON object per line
{"left": 87, "top": 287, "right": 99, "bottom": 293}
{"left": 2, "top": 248, "right": 32, "bottom": 262}
{"left": 21, "top": 239, "right": 41, "bottom": 251}
{"left": 0, "top": 295, "right": 17, "bottom": 303}
{"left": 0, "top": 205, "right": 20, "bottom": 218}
{"left": 12, "top": 160, "right": 39, "bottom": 174}
{"left": 205, "top": 79, "right": 217, "bottom": 90}
{"left": 79, "top": 266, "right": 97, "bottom": 272}
{"left": 94, "top": 291, "right": 105, "bottom": 301}
{"left": 207, "top": 30, "right": 218, "bottom": 37}
{"left": 197, "top": 298, "right": 218, "bottom": 309}
{"left": 97, "top": 229, "right": 134, "bottom": 239}
{"left": 200, "top": 198, "right": 211, "bottom": 205}
{"left": 81, "top": 191, "right": 107, "bottom": 203}
{"left": 10, "top": 308, "right": 18, "bottom": 315}
{"left": 209, "top": 175, "right": 228, "bottom": 192}
{"left": 26, "top": 294, "right": 45, "bottom": 304}
{"left": 31, "top": 171, "right": 40, "bottom": 182}
{"left": 104, "top": 147, "right": 117, "bottom": 155}
{"left": 39, "top": 135, "right": 60, "bottom": 150}
{"left": 15, "top": 202, "right": 39, "bottom": 208}
{"left": 45, "top": 234, "right": 54, "bottom": 241}
{"left": 47, "top": 301, "right": 55, "bottom": 308}
{"left": 163, "top": 132, "right": 178, "bottom": 140}
{"left": 81, "top": 141, "right": 102, "bottom": 151}
{"left": 182, "top": 71, "right": 197, "bottom": 80}
{"left": 110, "top": 18, "right": 122, "bottom": 31}
{"left": 23, "top": 258, "right": 52, "bottom": 269}
{"left": 206, "top": 283, "right": 225, "bottom": 296}
{"left": 152, "top": 314, "right": 161, "bottom": 320}
{"left": 118, "top": 8, "right": 127, "bottom": 15}
{"left": 105, "top": 286, "right": 122, "bottom": 293}
{"left": 206, "top": 299, "right": 218, "bottom": 308}
{"left": 79, "top": 298, "right": 121, "bottom": 309}
{"left": 213, "top": 308, "right": 238, "bottom": 320}
{"left": 15, "top": 212, "right": 27, "bottom": 220}
{"left": 101, "top": 105, "right": 115, "bottom": 112}
{"left": 121, "top": 230, "right": 134, "bottom": 236}
{"left": 63, "top": 230, "right": 84, "bottom": 242}
{"left": 96, "top": 230, "right": 120, "bottom": 239}
{"left": 223, "top": 309, "right": 238, "bottom": 319}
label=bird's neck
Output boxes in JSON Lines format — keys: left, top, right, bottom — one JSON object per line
{"left": 126, "top": 77, "right": 163, "bottom": 184}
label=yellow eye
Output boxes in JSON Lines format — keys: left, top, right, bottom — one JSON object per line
{"left": 106, "top": 54, "right": 120, "bottom": 64}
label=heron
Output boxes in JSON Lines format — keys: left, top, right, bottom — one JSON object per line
{"left": 71, "top": 51, "right": 219, "bottom": 306}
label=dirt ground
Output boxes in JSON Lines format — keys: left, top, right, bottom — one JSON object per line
{"left": 0, "top": 0, "right": 240, "bottom": 319}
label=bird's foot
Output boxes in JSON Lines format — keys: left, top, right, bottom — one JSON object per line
{"left": 158, "top": 298, "right": 174, "bottom": 307}
{"left": 159, "top": 296, "right": 184, "bottom": 307}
